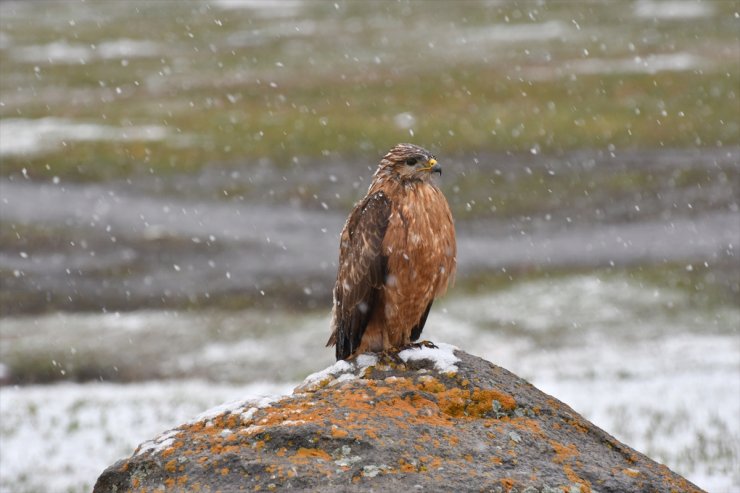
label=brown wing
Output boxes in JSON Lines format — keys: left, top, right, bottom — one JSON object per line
{"left": 328, "top": 191, "right": 391, "bottom": 360}
{"left": 409, "top": 300, "right": 433, "bottom": 342}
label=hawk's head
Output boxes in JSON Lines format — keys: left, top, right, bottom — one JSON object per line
{"left": 376, "top": 143, "right": 441, "bottom": 183}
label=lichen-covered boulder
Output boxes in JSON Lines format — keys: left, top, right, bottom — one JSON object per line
{"left": 94, "top": 344, "right": 704, "bottom": 493}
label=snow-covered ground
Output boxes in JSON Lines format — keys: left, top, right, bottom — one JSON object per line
{"left": 1, "top": 274, "right": 738, "bottom": 492}
{"left": 0, "top": 380, "right": 293, "bottom": 493}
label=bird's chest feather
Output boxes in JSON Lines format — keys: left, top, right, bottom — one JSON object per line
{"left": 382, "top": 185, "right": 455, "bottom": 298}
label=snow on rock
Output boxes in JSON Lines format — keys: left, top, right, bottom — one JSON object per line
{"left": 294, "top": 344, "right": 460, "bottom": 393}
{"left": 134, "top": 429, "right": 180, "bottom": 457}
{"left": 191, "top": 394, "right": 281, "bottom": 424}
{"left": 295, "top": 353, "right": 379, "bottom": 393}
{"left": 398, "top": 342, "right": 460, "bottom": 374}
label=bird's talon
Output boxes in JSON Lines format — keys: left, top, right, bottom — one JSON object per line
{"left": 400, "top": 340, "right": 438, "bottom": 352}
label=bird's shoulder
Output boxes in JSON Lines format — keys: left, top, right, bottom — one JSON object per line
{"left": 342, "top": 188, "right": 393, "bottom": 239}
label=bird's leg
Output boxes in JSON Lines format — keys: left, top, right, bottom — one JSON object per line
{"left": 377, "top": 349, "right": 405, "bottom": 365}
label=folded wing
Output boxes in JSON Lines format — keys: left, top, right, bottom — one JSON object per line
{"left": 328, "top": 191, "right": 391, "bottom": 360}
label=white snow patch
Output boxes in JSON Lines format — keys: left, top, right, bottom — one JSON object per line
{"left": 634, "top": 0, "right": 714, "bottom": 20}
{"left": 398, "top": 342, "right": 460, "bottom": 373}
{"left": 192, "top": 393, "right": 282, "bottom": 424}
{"left": 240, "top": 407, "right": 258, "bottom": 422}
{"left": 11, "top": 39, "right": 164, "bottom": 64}
{"left": 355, "top": 353, "right": 378, "bottom": 369}
{"left": 522, "top": 52, "right": 708, "bottom": 81}
{"left": 296, "top": 359, "right": 353, "bottom": 391}
{"left": 11, "top": 41, "right": 90, "bottom": 64}
{"left": 568, "top": 53, "right": 705, "bottom": 76}
{"left": 192, "top": 398, "right": 255, "bottom": 423}
{"left": 295, "top": 353, "right": 380, "bottom": 392}
{"left": 0, "top": 118, "right": 170, "bottom": 156}
{"left": 211, "top": 0, "right": 304, "bottom": 17}
{"left": 474, "top": 20, "right": 569, "bottom": 43}
{"left": 330, "top": 372, "right": 358, "bottom": 386}
{"left": 96, "top": 39, "right": 163, "bottom": 59}
{"left": 135, "top": 429, "right": 179, "bottom": 456}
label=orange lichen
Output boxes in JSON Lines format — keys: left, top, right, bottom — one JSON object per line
{"left": 220, "top": 467, "right": 230, "bottom": 476}
{"left": 164, "top": 459, "right": 177, "bottom": 473}
{"left": 398, "top": 458, "right": 416, "bottom": 473}
{"left": 544, "top": 441, "right": 591, "bottom": 493}
{"left": 500, "top": 478, "right": 517, "bottom": 492}
{"left": 623, "top": 468, "right": 641, "bottom": 478}
{"left": 563, "top": 464, "right": 592, "bottom": 492}
{"left": 436, "top": 386, "right": 517, "bottom": 418}
{"left": 293, "top": 447, "right": 332, "bottom": 462}
{"left": 488, "top": 390, "right": 517, "bottom": 411}
{"left": 420, "top": 456, "right": 443, "bottom": 470}
{"left": 470, "top": 388, "right": 516, "bottom": 415}
{"left": 418, "top": 377, "right": 446, "bottom": 393}
{"left": 550, "top": 440, "right": 579, "bottom": 464}
{"left": 568, "top": 418, "right": 590, "bottom": 434}
{"left": 437, "top": 388, "right": 468, "bottom": 416}
{"left": 331, "top": 427, "right": 348, "bottom": 439}
{"left": 510, "top": 417, "right": 544, "bottom": 439}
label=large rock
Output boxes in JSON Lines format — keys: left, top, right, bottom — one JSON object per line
{"left": 94, "top": 344, "right": 704, "bottom": 492}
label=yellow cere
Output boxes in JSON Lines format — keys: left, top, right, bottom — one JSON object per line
{"left": 420, "top": 158, "right": 438, "bottom": 172}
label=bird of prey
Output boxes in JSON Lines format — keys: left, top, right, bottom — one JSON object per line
{"left": 327, "top": 143, "right": 456, "bottom": 361}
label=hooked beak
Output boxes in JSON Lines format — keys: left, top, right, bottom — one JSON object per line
{"left": 424, "top": 158, "right": 442, "bottom": 175}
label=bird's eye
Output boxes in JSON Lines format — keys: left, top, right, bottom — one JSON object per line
{"left": 405, "top": 157, "right": 418, "bottom": 166}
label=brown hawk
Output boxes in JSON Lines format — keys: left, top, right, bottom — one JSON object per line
{"left": 327, "top": 143, "right": 457, "bottom": 360}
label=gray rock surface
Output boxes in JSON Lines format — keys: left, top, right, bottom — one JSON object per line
{"left": 94, "top": 345, "right": 705, "bottom": 492}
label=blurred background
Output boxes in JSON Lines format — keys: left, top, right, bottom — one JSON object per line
{"left": 0, "top": 1, "right": 738, "bottom": 491}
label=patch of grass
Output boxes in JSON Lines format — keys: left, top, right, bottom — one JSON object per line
{"left": 1, "top": 1, "right": 737, "bottom": 181}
